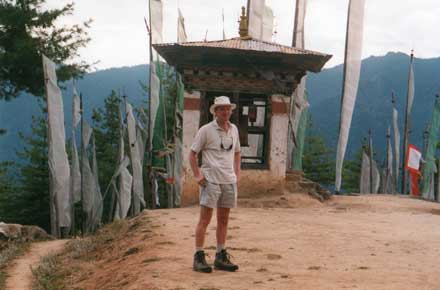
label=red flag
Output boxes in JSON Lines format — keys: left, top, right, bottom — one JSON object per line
{"left": 406, "top": 144, "right": 422, "bottom": 196}
{"left": 409, "top": 171, "right": 421, "bottom": 196}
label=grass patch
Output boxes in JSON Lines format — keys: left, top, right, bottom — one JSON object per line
{"left": 32, "top": 253, "right": 69, "bottom": 290}
{"left": 65, "top": 220, "right": 129, "bottom": 261}
{"left": 0, "top": 241, "right": 30, "bottom": 289}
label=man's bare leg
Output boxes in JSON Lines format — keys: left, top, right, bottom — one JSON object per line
{"left": 193, "top": 205, "right": 214, "bottom": 273}
{"left": 216, "top": 207, "right": 230, "bottom": 247}
{"left": 195, "top": 206, "right": 213, "bottom": 249}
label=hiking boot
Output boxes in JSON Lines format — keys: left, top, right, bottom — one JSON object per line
{"left": 193, "top": 250, "right": 212, "bottom": 273}
{"left": 214, "top": 249, "right": 239, "bottom": 272}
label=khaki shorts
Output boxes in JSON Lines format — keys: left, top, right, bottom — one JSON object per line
{"left": 199, "top": 182, "right": 237, "bottom": 208}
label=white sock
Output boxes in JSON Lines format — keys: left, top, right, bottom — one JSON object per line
{"left": 216, "top": 244, "right": 225, "bottom": 253}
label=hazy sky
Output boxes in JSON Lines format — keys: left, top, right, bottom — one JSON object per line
{"left": 47, "top": 0, "right": 440, "bottom": 70}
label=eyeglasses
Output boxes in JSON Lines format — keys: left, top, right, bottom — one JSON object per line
{"left": 220, "top": 136, "right": 233, "bottom": 151}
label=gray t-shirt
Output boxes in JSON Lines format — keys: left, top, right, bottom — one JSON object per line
{"left": 191, "top": 120, "right": 240, "bottom": 184}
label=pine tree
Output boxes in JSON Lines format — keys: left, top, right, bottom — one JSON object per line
{"left": 0, "top": 161, "right": 17, "bottom": 221}
{"left": 302, "top": 116, "right": 335, "bottom": 187}
{"left": 11, "top": 106, "right": 51, "bottom": 231}
{"left": 0, "top": 0, "right": 91, "bottom": 99}
{"left": 91, "top": 90, "right": 122, "bottom": 221}
{"left": 342, "top": 146, "right": 364, "bottom": 193}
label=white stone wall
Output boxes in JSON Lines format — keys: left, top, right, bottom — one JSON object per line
{"left": 269, "top": 95, "right": 290, "bottom": 177}
{"left": 181, "top": 91, "right": 201, "bottom": 204}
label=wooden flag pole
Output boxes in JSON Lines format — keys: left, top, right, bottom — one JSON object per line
{"left": 368, "top": 128, "right": 373, "bottom": 193}
{"left": 80, "top": 93, "right": 86, "bottom": 235}
{"left": 401, "top": 51, "right": 414, "bottom": 194}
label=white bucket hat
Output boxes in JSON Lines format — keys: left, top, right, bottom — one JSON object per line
{"left": 209, "top": 96, "right": 236, "bottom": 114}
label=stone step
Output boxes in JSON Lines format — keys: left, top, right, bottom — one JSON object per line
{"left": 298, "top": 181, "right": 319, "bottom": 191}
{"left": 286, "top": 169, "right": 304, "bottom": 176}
{"left": 285, "top": 174, "right": 302, "bottom": 182}
{"left": 284, "top": 181, "right": 300, "bottom": 192}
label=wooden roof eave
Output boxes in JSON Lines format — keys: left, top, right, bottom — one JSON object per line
{"left": 153, "top": 43, "right": 332, "bottom": 74}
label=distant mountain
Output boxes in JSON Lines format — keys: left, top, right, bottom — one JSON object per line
{"left": 0, "top": 65, "right": 149, "bottom": 160}
{"left": 1, "top": 52, "right": 439, "bottom": 164}
{"left": 307, "top": 52, "right": 440, "bottom": 162}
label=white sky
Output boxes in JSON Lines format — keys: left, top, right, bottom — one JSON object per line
{"left": 47, "top": 0, "right": 440, "bottom": 70}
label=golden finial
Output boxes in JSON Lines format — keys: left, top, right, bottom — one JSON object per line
{"left": 238, "top": 6, "right": 250, "bottom": 39}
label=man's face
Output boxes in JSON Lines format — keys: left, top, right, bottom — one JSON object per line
{"left": 215, "top": 105, "right": 232, "bottom": 122}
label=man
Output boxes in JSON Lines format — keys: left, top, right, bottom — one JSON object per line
{"left": 189, "top": 96, "right": 241, "bottom": 273}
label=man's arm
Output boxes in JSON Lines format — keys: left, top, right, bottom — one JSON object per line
{"left": 234, "top": 151, "right": 241, "bottom": 180}
{"left": 189, "top": 150, "right": 206, "bottom": 186}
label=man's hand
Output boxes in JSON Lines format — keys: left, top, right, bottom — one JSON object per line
{"left": 189, "top": 150, "right": 207, "bottom": 187}
{"left": 195, "top": 174, "right": 207, "bottom": 187}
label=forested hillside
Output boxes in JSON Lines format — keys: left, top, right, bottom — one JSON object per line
{"left": 1, "top": 52, "right": 440, "bottom": 163}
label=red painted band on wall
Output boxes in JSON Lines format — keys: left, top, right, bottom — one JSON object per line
{"left": 184, "top": 98, "right": 200, "bottom": 110}
{"left": 271, "top": 101, "right": 289, "bottom": 114}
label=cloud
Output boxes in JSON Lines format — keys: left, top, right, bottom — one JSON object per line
{"left": 46, "top": 0, "right": 440, "bottom": 70}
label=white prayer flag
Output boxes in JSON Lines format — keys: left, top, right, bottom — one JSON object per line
{"left": 43, "top": 55, "right": 71, "bottom": 228}
{"left": 177, "top": 8, "right": 187, "bottom": 43}
{"left": 287, "top": 0, "right": 308, "bottom": 169}
{"left": 261, "top": 5, "right": 274, "bottom": 42}
{"left": 335, "top": 0, "right": 366, "bottom": 192}
{"left": 126, "top": 102, "right": 145, "bottom": 214}
{"left": 72, "top": 88, "right": 81, "bottom": 128}
{"left": 248, "top": 0, "right": 265, "bottom": 40}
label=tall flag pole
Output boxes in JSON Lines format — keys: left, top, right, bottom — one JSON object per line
{"left": 368, "top": 129, "right": 373, "bottom": 193}
{"left": 420, "top": 94, "right": 440, "bottom": 199}
{"left": 401, "top": 51, "right": 415, "bottom": 194}
{"left": 70, "top": 86, "right": 82, "bottom": 233}
{"left": 125, "top": 99, "right": 145, "bottom": 215}
{"left": 288, "top": 0, "right": 307, "bottom": 170}
{"left": 147, "top": 0, "right": 163, "bottom": 208}
{"left": 80, "top": 93, "right": 85, "bottom": 235}
{"left": 114, "top": 106, "right": 132, "bottom": 219}
{"left": 334, "top": 0, "right": 366, "bottom": 193}
{"left": 222, "top": 8, "right": 226, "bottom": 40}
{"left": 359, "top": 149, "right": 369, "bottom": 194}
{"left": 391, "top": 92, "right": 400, "bottom": 192}
{"left": 385, "top": 126, "right": 394, "bottom": 193}
{"left": 173, "top": 7, "right": 188, "bottom": 207}
{"left": 42, "top": 55, "right": 72, "bottom": 237}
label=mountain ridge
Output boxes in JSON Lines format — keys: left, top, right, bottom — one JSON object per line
{"left": 1, "top": 52, "right": 439, "bottom": 165}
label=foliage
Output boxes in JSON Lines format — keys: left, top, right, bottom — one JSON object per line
{"left": 341, "top": 145, "right": 364, "bottom": 193}
{"left": 302, "top": 116, "right": 335, "bottom": 187}
{"left": 31, "top": 253, "right": 68, "bottom": 290}
{"left": 13, "top": 105, "right": 50, "bottom": 231}
{"left": 152, "top": 63, "right": 177, "bottom": 163}
{"left": 0, "top": 0, "right": 91, "bottom": 99}
{"left": 151, "top": 63, "right": 178, "bottom": 208}
{"left": 0, "top": 160, "right": 16, "bottom": 218}
{"left": 0, "top": 242, "right": 30, "bottom": 289}
{"left": 91, "top": 90, "right": 122, "bottom": 221}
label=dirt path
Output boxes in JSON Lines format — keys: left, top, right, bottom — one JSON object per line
{"left": 67, "top": 194, "right": 440, "bottom": 290}
{"left": 142, "top": 195, "right": 440, "bottom": 290}
{"left": 5, "top": 239, "right": 67, "bottom": 290}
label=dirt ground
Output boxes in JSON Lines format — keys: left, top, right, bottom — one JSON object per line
{"left": 5, "top": 239, "right": 67, "bottom": 290}
{"left": 67, "top": 194, "right": 440, "bottom": 290}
